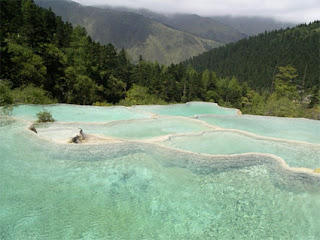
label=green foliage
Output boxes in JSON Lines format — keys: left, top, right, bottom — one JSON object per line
{"left": 0, "top": 80, "right": 14, "bottom": 106}
{"left": 7, "top": 40, "right": 46, "bottom": 87}
{"left": 92, "top": 101, "right": 113, "bottom": 107}
{"left": 105, "top": 75, "right": 127, "bottom": 104}
{"left": 119, "top": 84, "right": 166, "bottom": 106}
{"left": 308, "top": 86, "right": 320, "bottom": 108}
{"left": 185, "top": 21, "right": 320, "bottom": 90}
{"left": 12, "top": 85, "right": 56, "bottom": 104}
{"left": 264, "top": 94, "right": 301, "bottom": 117}
{"left": 305, "top": 105, "right": 320, "bottom": 120}
{"left": 36, "top": 110, "right": 54, "bottom": 123}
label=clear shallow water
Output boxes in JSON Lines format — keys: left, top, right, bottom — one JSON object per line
{"left": 162, "top": 131, "right": 320, "bottom": 169}
{"left": 36, "top": 117, "right": 212, "bottom": 141}
{"left": 11, "top": 104, "right": 151, "bottom": 122}
{"left": 133, "top": 102, "right": 238, "bottom": 116}
{"left": 2, "top": 103, "right": 320, "bottom": 239}
{"left": 1, "top": 117, "right": 320, "bottom": 239}
{"left": 199, "top": 114, "right": 320, "bottom": 144}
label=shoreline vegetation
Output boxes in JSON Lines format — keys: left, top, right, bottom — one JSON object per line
{"left": 0, "top": 0, "right": 319, "bottom": 119}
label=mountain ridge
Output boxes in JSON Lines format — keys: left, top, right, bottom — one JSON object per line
{"left": 35, "top": 0, "right": 222, "bottom": 64}
{"left": 102, "top": 6, "right": 247, "bottom": 43}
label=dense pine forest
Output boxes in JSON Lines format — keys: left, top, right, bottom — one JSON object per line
{"left": 1, "top": 0, "right": 319, "bottom": 119}
{"left": 184, "top": 22, "right": 320, "bottom": 90}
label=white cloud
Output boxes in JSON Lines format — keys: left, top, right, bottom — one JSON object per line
{"left": 73, "top": 0, "right": 320, "bottom": 23}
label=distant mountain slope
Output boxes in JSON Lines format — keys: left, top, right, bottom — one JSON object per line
{"left": 35, "top": 0, "right": 222, "bottom": 64}
{"left": 127, "top": 22, "right": 221, "bottom": 64}
{"left": 212, "top": 16, "right": 295, "bottom": 36}
{"left": 184, "top": 21, "right": 320, "bottom": 90}
{"left": 103, "top": 7, "right": 247, "bottom": 43}
{"left": 150, "top": 13, "right": 247, "bottom": 43}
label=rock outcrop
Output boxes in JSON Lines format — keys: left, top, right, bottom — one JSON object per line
{"left": 70, "top": 128, "right": 85, "bottom": 144}
{"left": 29, "top": 124, "right": 37, "bottom": 133}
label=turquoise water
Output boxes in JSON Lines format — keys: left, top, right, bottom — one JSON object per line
{"left": 11, "top": 104, "right": 151, "bottom": 122}
{"left": 133, "top": 102, "right": 238, "bottom": 116}
{"left": 36, "top": 117, "right": 212, "bottom": 141}
{"left": 162, "top": 131, "right": 320, "bottom": 169}
{"left": 199, "top": 114, "right": 320, "bottom": 144}
{"left": 1, "top": 103, "right": 320, "bottom": 239}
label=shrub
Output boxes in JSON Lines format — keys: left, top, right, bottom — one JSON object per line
{"left": 36, "top": 110, "right": 54, "bottom": 123}
{"left": 0, "top": 80, "right": 14, "bottom": 106}
{"left": 119, "top": 84, "right": 167, "bottom": 106}
{"left": 93, "top": 101, "right": 113, "bottom": 106}
{"left": 12, "top": 84, "right": 56, "bottom": 104}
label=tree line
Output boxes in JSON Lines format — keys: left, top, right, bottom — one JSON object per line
{"left": 184, "top": 21, "right": 320, "bottom": 90}
{"left": 0, "top": 0, "right": 319, "bottom": 119}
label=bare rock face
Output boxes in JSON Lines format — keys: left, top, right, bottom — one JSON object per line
{"left": 29, "top": 125, "right": 37, "bottom": 134}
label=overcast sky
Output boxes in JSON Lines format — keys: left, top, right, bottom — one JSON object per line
{"left": 72, "top": 0, "right": 319, "bottom": 23}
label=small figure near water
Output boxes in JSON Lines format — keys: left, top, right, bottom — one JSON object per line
{"left": 79, "top": 128, "right": 85, "bottom": 139}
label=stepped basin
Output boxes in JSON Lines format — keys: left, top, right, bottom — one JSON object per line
{"left": 35, "top": 117, "right": 213, "bottom": 142}
{"left": 0, "top": 117, "right": 319, "bottom": 239}
{"left": 11, "top": 104, "right": 151, "bottom": 122}
{"left": 162, "top": 130, "right": 320, "bottom": 169}
{"left": 133, "top": 101, "right": 239, "bottom": 116}
{"left": 199, "top": 114, "right": 320, "bottom": 144}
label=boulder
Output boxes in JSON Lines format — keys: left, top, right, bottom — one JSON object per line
{"left": 29, "top": 124, "right": 37, "bottom": 134}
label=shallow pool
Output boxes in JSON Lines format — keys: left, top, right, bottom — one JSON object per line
{"left": 162, "top": 130, "right": 320, "bottom": 169}
{"left": 11, "top": 104, "right": 151, "bottom": 122}
{"left": 1, "top": 102, "right": 320, "bottom": 239}
{"left": 199, "top": 114, "right": 320, "bottom": 144}
{"left": 133, "top": 101, "right": 239, "bottom": 116}
{"left": 36, "top": 117, "right": 212, "bottom": 141}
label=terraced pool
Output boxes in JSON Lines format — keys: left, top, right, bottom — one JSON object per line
{"left": 1, "top": 102, "right": 319, "bottom": 239}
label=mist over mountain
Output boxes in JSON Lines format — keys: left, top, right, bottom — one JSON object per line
{"left": 212, "top": 16, "right": 295, "bottom": 36}
{"left": 102, "top": 6, "right": 247, "bottom": 43}
{"left": 35, "top": 0, "right": 222, "bottom": 64}
{"left": 93, "top": 3, "right": 296, "bottom": 37}
{"left": 35, "top": 0, "right": 300, "bottom": 65}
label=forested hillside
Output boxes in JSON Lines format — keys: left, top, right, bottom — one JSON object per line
{"left": 35, "top": 0, "right": 221, "bottom": 64}
{"left": 1, "top": 0, "right": 319, "bottom": 119}
{"left": 185, "top": 22, "right": 320, "bottom": 90}
{"left": 1, "top": 0, "right": 133, "bottom": 105}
